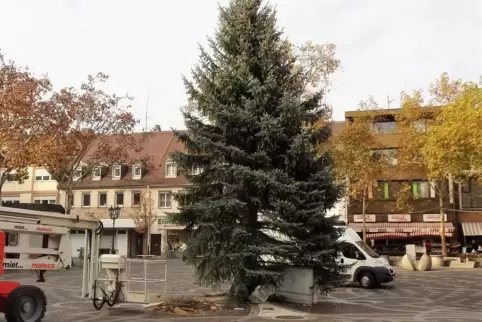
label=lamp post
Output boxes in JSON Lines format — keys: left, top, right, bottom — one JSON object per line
{"left": 108, "top": 205, "right": 121, "bottom": 254}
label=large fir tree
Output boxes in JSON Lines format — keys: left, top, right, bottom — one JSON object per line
{"left": 171, "top": 0, "right": 342, "bottom": 300}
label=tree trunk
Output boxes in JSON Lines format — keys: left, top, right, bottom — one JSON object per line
{"left": 66, "top": 189, "right": 73, "bottom": 215}
{"left": 143, "top": 234, "right": 148, "bottom": 255}
{"left": 362, "top": 186, "right": 367, "bottom": 243}
{"left": 439, "top": 181, "right": 447, "bottom": 257}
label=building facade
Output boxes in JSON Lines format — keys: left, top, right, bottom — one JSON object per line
{"left": 1, "top": 167, "right": 59, "bottom": 204}
{"left": 342, "top": 108, "right": 457, "bottom": 254}
{"left": 60, "top": 131, "right": 190, "bottom": 257}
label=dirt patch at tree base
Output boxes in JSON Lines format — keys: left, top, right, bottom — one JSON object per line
{"left": 153, "top": 297, "right": 250, "bottom": 317}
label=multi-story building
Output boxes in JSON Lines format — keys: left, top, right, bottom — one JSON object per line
{"left": 60, "top": 131, "right": 190, "bottom": 257}
{"left": 342, "top": 108, "right": 458, "bottom": 253}
{"left": 1, "top": 167, "right": 59, "bottom": 204}
{"left": 456, "top": 179, "right": 482, "bottom": 243}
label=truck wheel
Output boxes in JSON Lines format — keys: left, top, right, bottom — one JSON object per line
{"left": 5, "top": 285, "right": 47, "bottom": 322}
{"left": 358, "top": 272, "right": 376, "bottom": 289}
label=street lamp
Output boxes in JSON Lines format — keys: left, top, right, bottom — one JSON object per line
{"left": 108, "top": 205, "right": 121, "bottom": 254}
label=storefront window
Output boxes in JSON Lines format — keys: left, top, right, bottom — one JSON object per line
{"left": 376, "top": 182, "right": 390, "bottom": 200}
{"left": 412, "top": 181, "right": 430, "bottom": 199}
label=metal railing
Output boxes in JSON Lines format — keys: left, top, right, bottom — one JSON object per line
{"left": 125, "top": 258, "right": 168, "bottom": 303}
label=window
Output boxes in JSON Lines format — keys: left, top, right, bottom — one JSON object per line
{"left": 412, "top": 181, "right": 431, "bottom": 199}
{"left": 191, "top": 167, "right": 202, "bottom": 175}
{"left": 462, "top": 180, "right": 471, "bottom": 193}
{"left": 112, "top": 166, "right": 121, "bottom": 179}
{"left": 339, "top": 242, "right": 364, "bottom": 260}
{"left": 372, "top": 149, "right": 398, "bottom": 165}
{"left": 82, "top": 193, "right": 91, "bottom": 207}
{"left": 73, "top": 163, "right": 83, "bottom": 181}
{"left": 34, "top": 199, "right": 56, "bottom": 204}
{"left": 98, "top": 192, "right": 107, "bottom": 207}
{"left": 34, "top": 169, "right": 52, "bottom": 181}
{"left": 413, "top": 120, "right": 427, "bottom": 132}
{"left": 133, "top": 166, "right": 142, "bottom": 179}
{"left": 92, "top": 167, "right": 101, "bottom": 180}
{"left": 177, "top": 191, "right": 190, "bottom": 208}
{"left": 376, "top": 181, "right": 390, "bottom": 200}
{"left": 6, "top": 174, "right": 18, "bottom": 182}
{"left": 7, "top": 233, "right": 18, "bottom": 246}
{"left": 3, "top": 199, "right": 20, "bottom": 205}
{"left": 372, "top": 121, "right": 396, "bottom": 133}
{"left": 35, "top": 175, "right": 51, "bottom": 181}
{"left": 165, "top": 162, "right": 177, "bottom": 178}
{"left": 132, "top": 191, "right": 141, "bottom": 207}
{"left": 115, "top": 192, "right": 124, "bottom": 207}
{"left": 159, "top": 191, "right": 172, "bottom": 208}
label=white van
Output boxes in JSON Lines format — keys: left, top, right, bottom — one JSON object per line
{"left": 337, "top": 227, "right": 395, "bottom": 288}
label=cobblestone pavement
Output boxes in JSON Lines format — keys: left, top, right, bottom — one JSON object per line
{"left": 2, "top": 263, "right": 482, "bottom": 321}
{"left": 275, "top": 268, "right": 482, "bottom": 322}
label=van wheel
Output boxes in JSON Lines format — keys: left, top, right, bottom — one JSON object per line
{"left": 358, "top": 272, "right": 376, "bottom": 289}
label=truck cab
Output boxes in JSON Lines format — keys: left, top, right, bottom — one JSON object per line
{"left": 336, "top": 227, "right": 395, "bottom": 288}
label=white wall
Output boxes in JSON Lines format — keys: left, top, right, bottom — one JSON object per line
{"left": 71, "top": 229, "right": 129, "bottom": 258}
{"left": 327, "top": 198, "right": 347, "bottom": 222}
{"left": 117, "top": 232, "right": 128, "bottom": 257}
{"left": 71, "top": 232, "right": 86, "bottom": 257}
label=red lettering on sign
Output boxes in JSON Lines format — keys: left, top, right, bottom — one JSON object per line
{"left": 31, "top": 263, "right": 55, "bottom": 269}
{"left": 36, "top": 227, "right": 52, "bottom": 232}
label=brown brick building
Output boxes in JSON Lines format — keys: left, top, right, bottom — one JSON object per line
{"left": 340, "top": 108, "right": 482, "bottom": 253}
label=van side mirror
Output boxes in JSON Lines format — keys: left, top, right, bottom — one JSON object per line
{"left": 355, "top": 252, "right": 365, "bottom": 260}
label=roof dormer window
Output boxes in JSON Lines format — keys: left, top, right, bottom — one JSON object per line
{"left": 132, "top": 165, "right": 142, "bottom": 180}
{"left": 73, "top": 163, "right": 83, "bottom": 181}
{"left": 92, "top": 167, "right": 101, "bottom": 181}
{"left": 165, "top": 161, "right": 177, "bottom": 178}
{"left": 112, "top": 165, "right": 122, "bottom": 180}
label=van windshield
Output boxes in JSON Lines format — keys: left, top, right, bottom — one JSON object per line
{"left": 355, "top": 241, "right": 380, "bottom": 258}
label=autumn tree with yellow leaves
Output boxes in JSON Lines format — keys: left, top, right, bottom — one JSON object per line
{"left": 396, "top": 73, "right": 482, "bottom": 256}
{"left": 130, "top": 187, "right": 157, "bottom": 255}
{"left": 330, "top": 98, "right": 395, "bottom": 242}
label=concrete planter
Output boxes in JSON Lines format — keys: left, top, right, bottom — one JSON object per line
{"left": 417, "top": 254, "right": 432, "bottom": 271}
{"left": 401, "top": 254, "right": 416, "bottom": 271}
{"left": 431, "top": 255, "right": 444, "bottom": 268}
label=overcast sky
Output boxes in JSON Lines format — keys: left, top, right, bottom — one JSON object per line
{"left": 0, "top": 0, "right": 480, "bottom": 131}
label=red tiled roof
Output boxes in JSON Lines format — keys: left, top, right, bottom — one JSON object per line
{"left": 73, "top": 131, "right": 189, "bottom": 189}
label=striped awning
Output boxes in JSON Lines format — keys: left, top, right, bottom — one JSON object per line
{"left": 348, "top": 222, "right": 455, "bottom": 233}
{"left": 461, "top": 222, "right": 482, "bottom": 236}
{"left": 367, "top": 232, "right": 408, "bottom": 240}
{"left": 410, "top": 231, "right": 453, "bottom": 237}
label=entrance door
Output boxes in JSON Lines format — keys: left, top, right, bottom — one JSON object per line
{"left": 150, "top": 234, "right": 162, "bottom": 256}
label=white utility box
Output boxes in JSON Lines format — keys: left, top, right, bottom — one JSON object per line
{"left": 99, "top": 254, "right": 127, "bottom": 270}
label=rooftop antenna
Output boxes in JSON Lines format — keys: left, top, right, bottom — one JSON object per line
{"left": 387, "top": 95, "right": 395, "bottom": 109}
{"left": 144, "top": 86, "right": 150, "bottom": 132}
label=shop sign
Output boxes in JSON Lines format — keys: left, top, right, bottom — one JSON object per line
{"left": 423, "top": 213, "right": 447, "bottom": 222}
{"left": 388, "top": 214, "right": 411, "bottom": 222}
{"left": 353, "top": 214, "right": 376, "bottom": 223}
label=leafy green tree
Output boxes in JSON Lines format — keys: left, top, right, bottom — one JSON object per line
{"left": 170, "top": 0, "right": 342, "bottom": 300}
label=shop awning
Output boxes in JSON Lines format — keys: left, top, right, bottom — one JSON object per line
{"left": 348, "top": 222, "right": 455, "bottom": 233}
{"left": 367, "top": 232, "right": 408, "bottom": 240}
{"left": 461, "top": 222, "right": 482, "bottom": 236}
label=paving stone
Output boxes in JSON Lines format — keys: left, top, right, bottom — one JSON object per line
{"left": 2, "top": 264, "right": 482, "bottom": 321}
